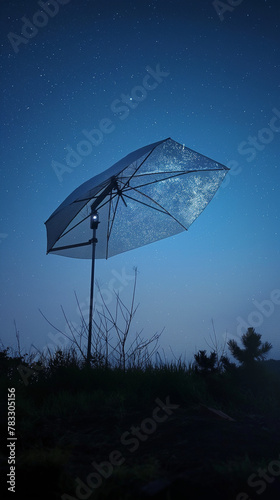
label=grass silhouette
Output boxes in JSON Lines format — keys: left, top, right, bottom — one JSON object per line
{"left": 1, "top": 341, "right": 280, "bottom": 499}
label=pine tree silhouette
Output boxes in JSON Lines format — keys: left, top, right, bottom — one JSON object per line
{"left": 228, "top": 327, "right": 272, "bottom": 367}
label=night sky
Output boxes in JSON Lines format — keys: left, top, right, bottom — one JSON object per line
{"left": 1, "top": 0, "right": 280, "bottom": 361}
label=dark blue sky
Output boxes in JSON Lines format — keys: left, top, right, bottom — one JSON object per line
{"left": 1, "top": 0, "right": 279, "bottom": 361}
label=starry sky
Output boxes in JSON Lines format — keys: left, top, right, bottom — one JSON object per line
{"left": 1, "top": 0, "right": 280, "bottom": 362}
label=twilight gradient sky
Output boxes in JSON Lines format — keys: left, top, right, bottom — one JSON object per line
{"left": 1, "top": 0, "right": 280, "bottom": 361}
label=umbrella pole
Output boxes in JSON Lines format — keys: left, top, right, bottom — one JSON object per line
{"left": 87, "top": 211, "right": 99, "bottom": 365}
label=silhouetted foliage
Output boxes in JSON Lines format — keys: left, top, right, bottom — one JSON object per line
{"left": 0, "top": 346, "right": 30, "bottom": 381}
{"left": 194, "top": 350, "right": 218, "bottom": 374}
{"left": 228, "top": 328, "right": 272, "bottom": 367}
{"left": 194, "top": 349, "right": 233, "bottom": 375}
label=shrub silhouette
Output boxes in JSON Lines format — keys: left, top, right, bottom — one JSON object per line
{"left": 228, "top": 327, "right": 272, "bottom": 367}
{"left": 194, "top": 350, "right": 232, "bottom": 374}
{"left": 0, "top": 346, "right": 30, "bottom": 380}
{"left": 194, "top": 350, "right": 218, "bottom": 374}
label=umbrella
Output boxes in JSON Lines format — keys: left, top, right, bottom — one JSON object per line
{"left": 45, "top": 137, "right": 229, "bottom": 362}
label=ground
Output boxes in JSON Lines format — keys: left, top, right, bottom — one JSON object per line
{"left": 10, "top": 401, "right": 280, "bottom": 499}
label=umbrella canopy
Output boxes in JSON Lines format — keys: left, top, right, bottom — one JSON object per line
{"left": 45, "top": 138, "right": 229, "bottom": 259}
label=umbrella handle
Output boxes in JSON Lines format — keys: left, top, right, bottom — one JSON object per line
{"left": 87, "top": 211, "right": 99, "bottom": 364}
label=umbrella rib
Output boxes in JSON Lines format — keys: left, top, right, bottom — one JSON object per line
{"left": 121, "top": 170, "right": 188, "bottom": 192}
{"left": 106, "top": 190, "right": 113, "bottom": 260}
{"left": 55, "top": 188, "right": 123, "bottom": 247}
{"left": 120, "top": 168, "right": 226, "bottom": 193}
{"left": 108, "top": 195, "right": 121, "bottom": 239}
{"left": 122, "top": 193, "right": 168, "bottom": 215}
{"left": 105, "top": 191, "right": 122, "bottom": 259}
{"left": 131, "top": 187, "right": 189, "bottom": 231}
{"left": 128, "top": 170, "right": 186, "bottom": 178}
{"left": 129, "top": 170, "right": 186, "bottom": 178}
{"left": 48, "top": 240, "right": 92, "bottom": 253}
{"left": 105, "top": 195, "right": 122, "bottom": 259}
{"left": 56, "top": 184, "right": 110, "bottom": 241}
{"left": 97, "top": 191, "right": 119, "bottom": 211}
{"left": 131, "top": 167, "right": 227, "bottom": 178}
{"left": 120, "top": 143, "right": 162, "bottom": 191}
{"left": 60, "top": 213, "right": 91, "bottom": 239}
{"left": 59, "top": 191, "right": 120, "bottom": 240}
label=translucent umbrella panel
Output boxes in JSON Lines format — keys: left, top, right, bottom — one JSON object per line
{"left": 48, "top": 169, "right": 226, "bottom": 259}
{"left": 46, "top": 138, "right": 229, "bottom": 259}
